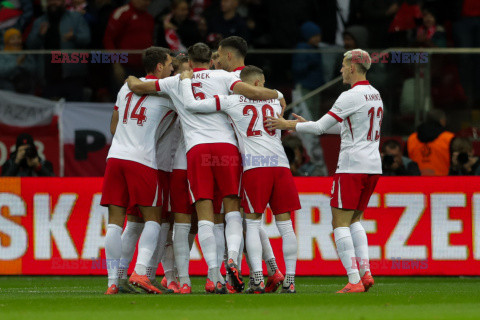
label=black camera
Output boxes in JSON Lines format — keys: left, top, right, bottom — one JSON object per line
{"left": 383, "top": 154, "right": 394, "bottom": 168}
{"left": 457, "top": 152, "right": 469, "bottom": 165}
{"left": 25, "top": 146, "right": 38, "bottom": 159}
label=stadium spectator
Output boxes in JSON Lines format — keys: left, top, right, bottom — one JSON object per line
{"left": 414, "top": 7, "right": 446, "bottom": 47}
{"left": 357, "top": 0, "right": 398, "bottom": 48}
{"left": 66, "top": 0, "right": 87, "bottom": 14}
{"left": 292, "top": 21, "right": 324, "bottom": 119}
{"left": 1, "top": 133, "right": 54, "bottom": 177}
{"left": 381, "top": 139, "right": 421, "bottom": 176}
{"left": 0, "top": 28, "right": 36, "bottom": 93}
{"left": 387, "top": 0, "right": 422, "bottom": 47}
{"left": 452, "top": 0, "right": 480, "bottom": 107}
{"left": 155, "top": 0, "right": 202, "bottom": 52}
{"left": 343, "top": 25, "right": 369, "bottom": 50}
{"left": 406, "top": 109, "right": 455, "bottom": 176}
{"left": 449, "top": 137, "right": 480, "bottom": 176}
{"left": 103, "top": 0, "right": 154, "bottom": 84}
{"left": 0, "top": 0, "right": 33, "bottom": 35}
{"left": 86, "top": 0, "right": 116, "bottom": 49}
{"left": 282, "top": 134, "right": 323, "bottom": 176}
{"left": 27, "top": 0, "right": 91, "bottom": 101}
{"left": 207, "top": 0, "right": 248, "bottom": 41}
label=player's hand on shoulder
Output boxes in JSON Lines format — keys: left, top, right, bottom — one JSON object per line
{"left": 265, "top": 113, "right": 287, "bottom": 130}
{"left": 180, "top": 70, "right": 193, "bottom": 80}
{"left": 126, "top": 76, "right": 143, "bottom": 94}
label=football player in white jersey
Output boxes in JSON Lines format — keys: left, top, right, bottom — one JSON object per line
{"left": 126, "top": 43, "right": 283, "bottom": 293}
{"left": 179, "top": 65, "right": 301, "bottom": 293}
{"left": 163, "top": 55, "right": 196, "bottom": 294}
{"left": 101, "top": 47, "right": 177, "bottom": 295}
{"left": 266, "top": 49, "right": 382, "bottom": 293}
{"left": 217, "top": 36, "right": 286, "bottom": 293}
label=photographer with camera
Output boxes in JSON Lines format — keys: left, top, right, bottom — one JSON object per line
{"left": 381, "top": 139, "right": 421, "bottom": 176}
{"left": 1, "top": 133, "right": 54, "bottom": 177}
{"left": 449, "top": 137, "right": 480, "bottom": 176}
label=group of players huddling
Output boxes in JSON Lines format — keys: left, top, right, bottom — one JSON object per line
{"left": 101, "top": 35, "right": 382, "bottom": 295}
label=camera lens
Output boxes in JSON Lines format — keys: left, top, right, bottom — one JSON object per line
{"left": 383, "top": 155, "right": 394, "bottom": 167}
{"left": 457, "top": 152, "right": 469, "bottom": 165}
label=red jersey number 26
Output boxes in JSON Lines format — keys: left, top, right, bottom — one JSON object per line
{"left": 243, "top": 104, "right": 276, "bottom": 137}
{"left": 367, "top": 106, "right": 383, "bottom": 141}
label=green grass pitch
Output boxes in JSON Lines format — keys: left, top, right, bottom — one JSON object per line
{"left": 1, "top": 276, "right": 480, "bottom": 320}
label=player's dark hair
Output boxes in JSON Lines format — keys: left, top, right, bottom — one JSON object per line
{"left": 219, "top": 36, "right": 248, "bottom": 58}
{"left": 240, "top": 65, "right": 263, "bottom": 82}
{"left": 142, "top": 47, "right": 171, "bottom": 74}
{"left": 188, "top": 42, "right": 212, "bottom": 63}
{"left": 172, "top": 54, "right": 189, "bottom": 73}
{"left": 381, "top": 139, "right": 402, "bottom": 152}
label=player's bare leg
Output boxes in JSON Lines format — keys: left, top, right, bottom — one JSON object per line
{"left": 351, "top": 210, "right": 374, "bottom": 291}
{"left": 118, "top": 213, "right": 143, "bottom": 294}
{"left": 275, "top": 212, "right": 297, "bottom": 293}
{"left": 104, "top": 205, "right": 126, "bottom": 294}
{"left": 174, "top": 212, "right": 192, "bottom": 293}
{"left": 129, "top": 206, "right": 162, "bottom": 294}
{"left": 245, "top": 212, "right": 265, "bottom": 294}
{"left": 196, "top": 199, "right": 225, "bottom": 293}
{"left": 223, "top": 195, "right": 245, "bottom": 292}
{"left": 332, "top": 207, "right": 364, "bottom": 293}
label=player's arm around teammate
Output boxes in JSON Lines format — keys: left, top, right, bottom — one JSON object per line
{"left": 179, "top": 66, "right": 300, "bottom": 293}
{"left": 126, "top": 72, "right": 284, "bottom": 102}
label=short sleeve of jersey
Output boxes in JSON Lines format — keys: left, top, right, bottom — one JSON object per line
{"left": 222, "top": 72, "right": 242, "bottom": 94}
{"left": 328, "top": 91, "right": 359, "bottom": 122}
{"left": 156, "top": 74, "right": 180, "bottom": 96}
{"left": 114, "top": 85, "right": 126, "bottom": 110}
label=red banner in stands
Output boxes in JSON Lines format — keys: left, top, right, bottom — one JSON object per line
{"left": 1, "top": 177, "right": 479, "bottom": 276}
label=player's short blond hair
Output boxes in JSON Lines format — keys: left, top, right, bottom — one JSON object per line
{"left": 344, "top": 49, "right": 371, "bottom": 74}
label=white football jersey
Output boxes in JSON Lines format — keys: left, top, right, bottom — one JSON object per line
{"left": 328, "top": 80, "right": 383, "bottom": 174}
{"left": 211, "top": 95, "right": 289, "bottom": 172}
{"left": 231, "top": 66, "right": 245, "bottom": 79}
{"left": 156, "top": 115, "right": 180, "bottom": 172}
{"left": 173, "top": 126, "right": 187, "bottom": 170}
{"left": 108, "top": 78, "right": 175, "bottom": 169}
{"left": 155, "top": 69, "right": 241, "bottom": 152}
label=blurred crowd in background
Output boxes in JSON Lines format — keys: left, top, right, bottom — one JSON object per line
{"left": 0, "top": 0, "right": 479, "bottom": 177}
